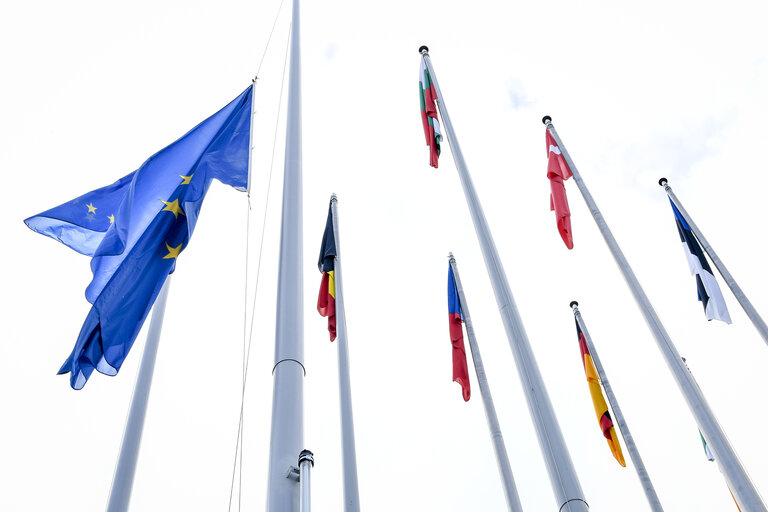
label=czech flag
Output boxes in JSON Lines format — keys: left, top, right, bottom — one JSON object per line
{"left": 448, "top": 265, "right": 470, "bottom": 401}
{"left": 576, "top": 321, "right": 625, "bottom": 466}
{"left": 546, "top": 130, "right": 573, "bottom": 249}
{"left": 317, "top": 203, "right": 337, "bottom": 341}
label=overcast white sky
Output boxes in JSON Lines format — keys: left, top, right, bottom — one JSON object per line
{"left": 2, "top": 0, "right": 767, "bottom": 510}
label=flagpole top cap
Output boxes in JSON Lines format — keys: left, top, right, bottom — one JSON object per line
{"left": 331, "top": 193, "right": 338, "bottom": 202}
{"left": 658, "top": 177, "right": 668, "bottom": 186}
{"left": 570, "top": 300, "right": 579, "bottom": 308}
{"left": 419, "top": 45, "right": 429, "bottom": 54}
{"left": 298, "top": 449, "right": 314, "bottom": 467}
{"left": 542, "top": 115, "right": 552, "bottom": 125}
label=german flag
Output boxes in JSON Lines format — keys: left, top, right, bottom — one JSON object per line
{"left": 576, "top": 320, "right": 625, "bottom": 466}
{"left": 317, "top": 203, "right": 337, "bottom": 341}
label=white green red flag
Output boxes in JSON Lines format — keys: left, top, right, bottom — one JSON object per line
{"left": 546, "top": 130, "right": 574, "bottom": 249}
{"left": 419, "top": 58, "right": 442, "bottom": 168}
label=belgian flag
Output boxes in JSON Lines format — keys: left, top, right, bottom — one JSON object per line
{"left": 576, "top": 320, "right": 625, "bottom": 466}
{"left": 317, "top": 204, "right": 337, "bottom": 341}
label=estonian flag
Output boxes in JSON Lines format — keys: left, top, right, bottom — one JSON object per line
{"left": 669, "top": 199, "right": 731, "bottom": 323}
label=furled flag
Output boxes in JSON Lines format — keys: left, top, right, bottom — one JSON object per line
{"left": 576, "top": 320, "right": 625, "bottom": 466}
{"left": 447, "top": 265, "right": 471, "bottom": 401}
{"left": 546, "top": 130, "right": 574, "bottom": 249}
{"left": 317, "top": 203, "right": 337, "bottom": 341}
{"left": 419, "top": 57, "right": 442, "bottom": 168}
{"left": 25, "top": 86, "right": 253, "bottom": 389}
{"left": 699, "top": 430, "right": 743, "bottom": 511}
{"left": 699, "top": 429, "right": 715, "bottom": 461}
{"left": 668, "top": 199, "right": 731, "bottom": 323}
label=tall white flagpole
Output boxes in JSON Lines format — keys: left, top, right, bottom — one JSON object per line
{"left": 570, "top": 301, "right": 664, "bottom": 512}
{"left": 266, "top": 0, "right": 305, "bottom": 507}
{"left": 106, "top": 277, "right": 171, "bottom": 512}
{"left": 448, "top": 253, "right": 523, "bottom": 512}
{"left": 659, "top": 177, "right": 768, "bottom": 347}
{"left": 329, "top": 194, "right": 361, "bottom": 511}
{"left": 544, "top": 116, "right": 766, "bottom": 511}
{"left": 421, "top": 46, "right": 589, "bottom": 512}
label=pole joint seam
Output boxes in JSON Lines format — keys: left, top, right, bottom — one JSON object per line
{"left": 272, "top": 358, "right": 306, "bottom": 376}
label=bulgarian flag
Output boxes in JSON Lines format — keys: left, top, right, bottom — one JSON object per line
{"left": 419, "top": 58, "right": 442, "bottom": 168}
{"left": 317, "top": 203, "right": 337, "bottom": 341}
{"left": 576, "top": 320, "right": 625, "bottom": 466}
{"left": 546, "top": 130, "right": 574, "bottom": 249}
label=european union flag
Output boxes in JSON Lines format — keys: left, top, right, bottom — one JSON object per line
{"left": 25, "top": 86, "right": 253, "bottom": 389}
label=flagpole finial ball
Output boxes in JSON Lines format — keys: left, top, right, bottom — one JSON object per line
{"left": 570, "top": 300, "right": 579, "bottom": 308}
{"left": 658, "top": 177, "right": 668, "bottom": 186}
{"left": 542, "top": 115, "right": 552, "bottom": 125}
{"left": 419, "top": 45, "right": 429, "bottom": 54}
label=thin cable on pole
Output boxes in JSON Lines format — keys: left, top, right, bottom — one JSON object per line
{"left": 226, "top": 14, "right": 292, "bottom": 512}
{"left": 256, "top": 0, "right": 288, "bottom": 77}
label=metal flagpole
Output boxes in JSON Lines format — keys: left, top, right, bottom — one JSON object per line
{"left": 420, "top": 46, "right": 589, "bottom": 512}
{"left": 329, "top": 194, "right": 361, "bottom": 512}
{"left": 544, "top": 116, "right": 766, "bottom": 511}
{"left": 106, "top": 277, "right": 171, "bottom": 512}
{"left": 266, "top": 0, "right": 304, "bottom": 507}
{"left": 448, "top": 253, "right": 524, "bottom": 512}
{"left": 570, "top": 301, "right": 664, "bottom": 512}
{"left": 659, "top": 177, "right": 768, "bottom": 347}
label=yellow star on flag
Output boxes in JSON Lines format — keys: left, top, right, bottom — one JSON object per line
{"left": 163, "top": 242, "right": 183, "bottom": 260}
{"left": 108, "top": 214, "right": 115, "bottom": 224}
{"left": 86, "top": 203, "right": 97, "bottom": 214}
{"left": 179, "top": 174, "right": 194, "bottom": 185}
{"left": 160, "top": 199, "right": 185, "bottom": 219}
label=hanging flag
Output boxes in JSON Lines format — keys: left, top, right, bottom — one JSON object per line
{"left": 699, "top": 431, "right": 743, "bottom": 511}
{"left": 419, "top": 58, "right": 442, "bottom": 168}
{"left": 576, "top": 321, "right": 625, "bottom": 466}
{"left": 668, "top": 199, "right": 731, "bottom": 323}
{"left": 25, "top": 86, "right": 254, "bottom": 389}
{"left": 317, "top": 203, "right": 337, "bottom": 341}
{"left": 546, "top": 130, "right": 574, "bottom": 249}
{"left": 699, "top": 429, "right": 715, "bottom": 461}
{"left": 447, "top": 265, "right": 471, "bottom": 401}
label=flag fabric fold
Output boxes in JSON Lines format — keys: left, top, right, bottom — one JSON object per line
{"left": 447, "top": 265, "right": 470, "bottom": 401}
{"left": 317, "top": 203, "right": 337, "bottom": 341}
{"left": 25, "top": 86, "right": 253, "bottom": 389}
{"left": 668, "top": 199, "right": 731, "bottom": 323}
{"left": 576, "top": 321, "right": 625, "bottom": 466}
{"left": 419, "top": 58, "right": 442, "bottom": 168}
{"left": 546, "top": 130, "right": 573, "bottom": 249}
{"left": 699, "top": 429, "right": 715, "bottom": 461}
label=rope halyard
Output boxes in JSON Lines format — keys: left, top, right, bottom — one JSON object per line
{"left": 227, "top": 2, "right": 292, "bottom": 509}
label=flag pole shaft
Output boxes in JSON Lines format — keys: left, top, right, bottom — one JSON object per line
{"left": 571, "top": 302, "right": 664, "bottom": 512}
{"left": 330, "top": 194, "right": 361, "bottom": 512}
{"left": 544, "top": 117, "right": 766, "bottom": 511}
{"left": 106, "top": 277, "right": 171, "bottom": 512}
{"left": 421, "top": 47, "right": 588, "bottom": 512}
{"left": 659, "top": 178, "right": 768, "bottom": 347}
{"left": 267, "top": 0, "right": 304, "bottom": 507}
{"left": 449, "top": 253, "right": 524, "bottom": 512}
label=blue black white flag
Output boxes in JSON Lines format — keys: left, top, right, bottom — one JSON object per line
{"left": 25, "top": 86, "right": 253, "bottom": 389}
{"left": 669, "top": 199, "right": 731, "bottom": 323}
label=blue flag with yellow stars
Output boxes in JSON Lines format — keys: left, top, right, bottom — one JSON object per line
{"left": 25, "top": 86, "right": 253, "bottom": 389}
